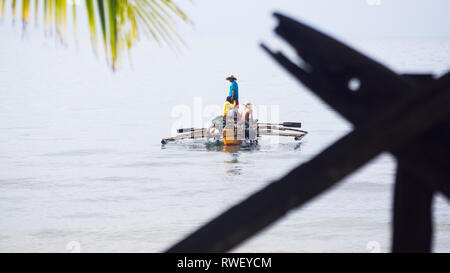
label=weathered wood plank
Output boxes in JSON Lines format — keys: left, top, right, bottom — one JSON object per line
{"left": 393, "top": 161, "right": 433, "bottom": 252}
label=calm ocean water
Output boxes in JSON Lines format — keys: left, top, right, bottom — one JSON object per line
{"left": 0, "top": 24, "right": 449, "bottom": 252}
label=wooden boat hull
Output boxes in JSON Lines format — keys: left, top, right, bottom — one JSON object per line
{"left": 161, "top": 118, "right": 307, "bottom": 146}
{"left": 223, "top": 128, "right": 242, "bottom": 146}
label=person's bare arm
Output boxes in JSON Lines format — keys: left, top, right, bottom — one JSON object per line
{"left": 244, "top": 111, "right": 250, "bottom": 122}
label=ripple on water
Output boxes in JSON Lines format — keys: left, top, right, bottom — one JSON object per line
{"left": 38, "top": 149, "right": 117, "bottom": 157}
{"left": 29, "top": 228, "right": 84, "bottom": 239}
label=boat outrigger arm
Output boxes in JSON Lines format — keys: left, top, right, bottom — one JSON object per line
{"left": 161, "top": 120, "right": 308, "bottom": 145}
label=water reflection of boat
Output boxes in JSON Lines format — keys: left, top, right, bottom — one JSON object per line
{"left": 161, "top": 116, "right": 308, "bottom": 149}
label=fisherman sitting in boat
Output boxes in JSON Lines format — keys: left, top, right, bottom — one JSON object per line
{"left": 226, "top": 75, "right": 239, "bottom": 109}
{"left": 223, "top": 96, "right": 236, "bottom": 128}
{"left": 241, "top": 102, "right": 254, "bottom": 139}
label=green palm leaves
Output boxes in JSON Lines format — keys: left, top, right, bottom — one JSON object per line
{"left": 0, "top": 0, "right": 189, "bottom": 70}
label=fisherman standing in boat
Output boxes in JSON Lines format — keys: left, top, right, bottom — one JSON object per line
{"left": 241, "top": 102, "right": 254, "bottom": 139}
{"left": 226, "top": 75, "right": 239, "bottom": 109}
{"left": 222, "top": 96, "right": 236, "bottom": 128}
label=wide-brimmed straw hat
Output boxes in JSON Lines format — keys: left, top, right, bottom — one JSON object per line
{"left": 226, "top": 75, "right": 237, "bottom": 81}
{"left": 243, "top": 102, "right": 253, "bottom": 108}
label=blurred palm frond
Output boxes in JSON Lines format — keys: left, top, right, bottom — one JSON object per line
{"left": 0, "top": 0, "right": 190, "bottom": 70}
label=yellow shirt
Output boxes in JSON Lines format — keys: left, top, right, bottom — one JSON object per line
{"left": 223, "top": 101, "right": 236, "bottom": 117}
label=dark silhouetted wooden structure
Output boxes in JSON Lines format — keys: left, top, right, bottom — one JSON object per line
{"left": 166, "top": 13, "right": 450, "bottom": 253}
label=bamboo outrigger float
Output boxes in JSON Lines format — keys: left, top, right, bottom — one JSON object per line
{"left": 161, "top": 116, "right": 308, "bottom": 147}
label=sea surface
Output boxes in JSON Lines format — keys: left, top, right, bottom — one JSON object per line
{"left": 0, "top": 25, "right": 449, "bottom": 252}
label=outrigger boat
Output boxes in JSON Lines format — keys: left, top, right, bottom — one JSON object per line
{"left": 161, "top": 115, "right": 308, "bottom": 147}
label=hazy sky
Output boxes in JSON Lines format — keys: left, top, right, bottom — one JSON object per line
{"left": 1, "top": 0, "right": 450, "bottom": 40}
{"left": 1, "top": 0, "right": 449, "bottom": 77}
{"left": 179, "top": 0, "right": 450, "bottom": 39}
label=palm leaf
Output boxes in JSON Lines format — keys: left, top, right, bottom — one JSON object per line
{"left": 0, "top": 0, "right": 189, "bottom": 70}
